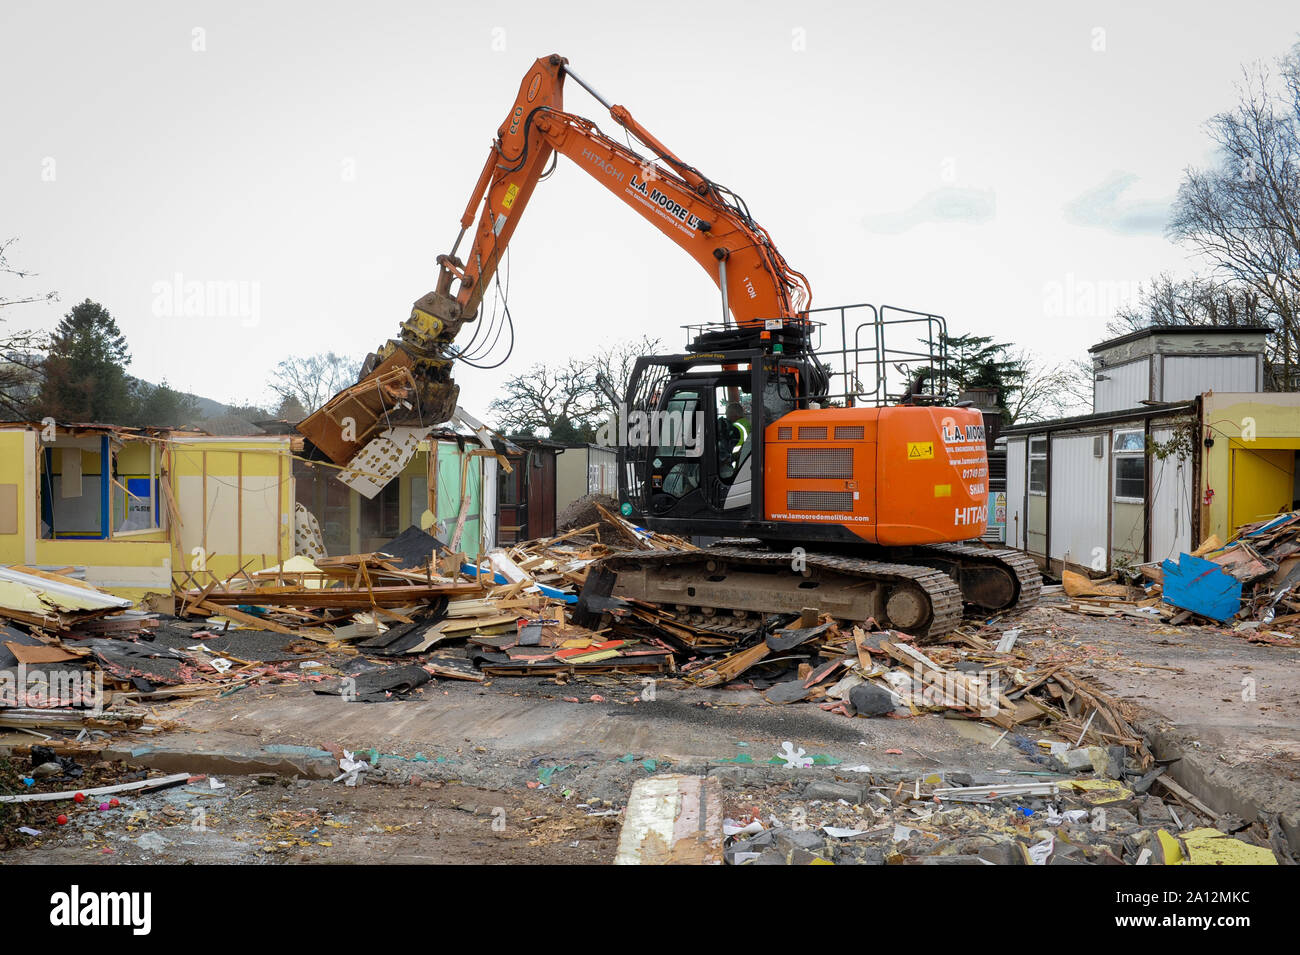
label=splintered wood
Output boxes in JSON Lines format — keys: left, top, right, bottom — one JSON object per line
{"left": 1058, "top": 510, "right": 1300, "bottom": 645}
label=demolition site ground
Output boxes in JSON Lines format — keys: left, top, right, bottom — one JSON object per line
{"left": 4, "top": 594, "right": 1297, "bottom": 865}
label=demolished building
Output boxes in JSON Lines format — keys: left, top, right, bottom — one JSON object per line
{"left": 0, "top": 403, "right": 516, "bottom": 599}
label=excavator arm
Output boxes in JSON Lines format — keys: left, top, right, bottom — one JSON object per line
{"left": 365, "top": 54, "right": 811, "bottom": 422}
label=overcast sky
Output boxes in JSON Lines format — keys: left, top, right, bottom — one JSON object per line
{"left": 2, "top": 1, "right": 1297, "bottom": 417}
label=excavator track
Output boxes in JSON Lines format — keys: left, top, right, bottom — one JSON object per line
{"left": 605, "top": 546, "right": 965, "bottom": 641}
{"left": 905, "top": 543, "right": 1042, "bottom": 613}
{"left": 710, "top": 537, "right": 1042, "bottom": 613}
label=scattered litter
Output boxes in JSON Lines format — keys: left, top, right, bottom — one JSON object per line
{"left": 823, "top": 826, "right": 870, "bottom": 838}
{"left": 1028, "top": 836, "right": 1054, "bottom": 865}
{"left": 333, "top": 750, "right": 371, "bottom": 787}
{"left": 773, "top": 742, "right": 813, "bottom": 769}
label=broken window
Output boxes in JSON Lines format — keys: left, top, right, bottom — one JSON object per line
{"left": 38, "top": 433, "right": 165, "bottom": 539}
{"left": 1113, "top": 429, "right": 1146, "bottom": 502}
{"left": 359, "top": 478, "right": 401, "bottom": 545}
{"left": 295, "top": 468, "right": 351, "bottom": 556}
{"left": 1028, "top": 436, "right": 1047, "bottom": 495}
{"left": 112, "top": 439, "right": 164, "bottom": 535}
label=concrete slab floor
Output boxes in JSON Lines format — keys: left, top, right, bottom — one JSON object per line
{"left": 1035, "top": 604, "right": 1300, "bottom": 767}
{"left": 6, "top": 775, "right": 621, "bottom": 865}
{"left": 133, "top": 677, "right": 1050, "bottom": 793}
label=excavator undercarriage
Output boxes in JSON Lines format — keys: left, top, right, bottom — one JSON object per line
{"left": 599, "top": 541, "right": 1039, "bottom": 645}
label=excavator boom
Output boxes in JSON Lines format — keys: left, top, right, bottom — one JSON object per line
{"left": 362, "top": 54, "right": 810, "bottom": 422}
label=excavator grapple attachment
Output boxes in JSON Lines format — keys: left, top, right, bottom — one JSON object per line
{"left": 403, "top": 351, "right": 461, "bottom": 426}
{"left": 357, "top": 261, "right": 475, "bottom": 427}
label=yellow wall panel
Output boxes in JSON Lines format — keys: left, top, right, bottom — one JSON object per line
{"left": 1200, "top": 394, "right": 1300, "bottom": 543}
{"left": 0, "top": 430, "right": 35, "bottom": 563}
{"left": 168, "top": 438, "right": 292, "bottom": 586}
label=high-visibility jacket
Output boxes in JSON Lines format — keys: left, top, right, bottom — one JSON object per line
{"left": 732, "top": 419, "right": 750, "bottom": 453}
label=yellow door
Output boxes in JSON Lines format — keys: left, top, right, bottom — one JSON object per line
{"left": 1230, "top": 449, "right": 1295, "bottom": 534}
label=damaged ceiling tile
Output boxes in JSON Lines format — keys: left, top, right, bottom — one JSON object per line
{"left": 336, "top": 426, "right": 428, "bottom": 499}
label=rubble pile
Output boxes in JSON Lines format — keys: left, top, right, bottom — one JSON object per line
{"left": 668, "top": 614, "right": 1155, "bottom": 765}
{"left": 1060, "top": 510, "right": 1300, "bottom": 645}
{"left": 1, "top": 565, "right": 167, "bottom": 735}
{"left": 720, "top": 776, "right": 1281, "bottom": 865}
{"left": 2, "top": 507, "right": 1152, "bottom": 764}
{"left": 0, "top": 511, "right": 698, "bottom": 724}
{"left": 4, "top": 504, "right": 1294, "bottom": 866}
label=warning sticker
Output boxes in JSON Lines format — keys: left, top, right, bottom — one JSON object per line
{"left": 906, "top": 442, "right": 934, "bottom": 460}
{"left": 502, "top": 183, "right": 520, "bottom": 210}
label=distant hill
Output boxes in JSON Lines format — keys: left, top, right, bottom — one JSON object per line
{"left": 0, "top": 359, "right": 249, "bottom": 425}
{"left": 128, "top": 378, "right": 244, "bottom": 419}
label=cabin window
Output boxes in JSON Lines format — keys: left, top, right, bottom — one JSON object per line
{"left": 1028, "top": 437, "right": 1047, "bottom": 495}
{"left": 1113, "top": 429, "right": 1146, "bottom": 502}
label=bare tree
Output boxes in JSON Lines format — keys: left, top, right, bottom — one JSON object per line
{"left": 489, "top": 336, "right": 664, "bottom": 440}
{"left": 1108, "top": 272, "right": 1265, "bottom": 336}
{"left": 1167, "top": 46, "right": 1300, "bottom": 388}
{"left": 268, "top": 352, "right": 362, "bottom": 414}
{"left": 0, "top": 238, "right": 58, "bottom": 311}
{"left": 275, "top": 393, "right": 307, "bottom": 421}
{"left": 0, "top": 238, "right": 56, "bottom": 417}
{"left": 488, "top": 356, "right": 603, "bottom": 441}
{"left": 590, "top": 334, "right": 660, "bottom": 406}
{"left": 1003, "top": 351, "right": 1093, "bottom": 424}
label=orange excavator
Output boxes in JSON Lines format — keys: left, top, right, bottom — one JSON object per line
{"left": 362, "top": 54, "right": 1039, "bottom": 637}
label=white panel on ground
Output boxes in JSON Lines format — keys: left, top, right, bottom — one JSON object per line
{"left": 615, "top": 774, "right": 723, "bottom": 865}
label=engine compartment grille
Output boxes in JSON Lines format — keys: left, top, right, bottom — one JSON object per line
{"left": 787, "top": 490, "right": 855, "bottom": 512}
{"left": 787, "top": 447, "right": 854, "bottom": 479}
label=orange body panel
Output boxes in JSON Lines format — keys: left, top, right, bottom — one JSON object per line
{"left": 764, "top": 406, "right": 990, "bottom": 545}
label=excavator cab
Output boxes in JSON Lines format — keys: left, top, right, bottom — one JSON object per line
{"left": 623, "top": 331, "right": 811, "bottom": 535}
{"left": 607, "top": 307, "right": 1041, "bottom": 635}
{"left": 621, "top": 304, "right": 977, "bottom": 546}
{"left": 643, "top": 373, "right": 766, "bottom": 519}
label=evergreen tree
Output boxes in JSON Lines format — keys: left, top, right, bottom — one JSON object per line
{"left": 942, "top": 332, "right": 1023, "bottom": 395}
{"left": 916, "top": 332, "right": 1029, "bottom": 422}
{"left": 36, "top": 299, "right": 133, "bottom": 422}
{"left": 132, "top": 379, "right": 199, "bottom": 428}
{"left": 275, "top": 393, "right": 307, "bottom": 422}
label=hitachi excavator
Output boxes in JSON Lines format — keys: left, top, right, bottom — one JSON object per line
{"left": 360, "top": 53, "right": 1040, "bottom": 638}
